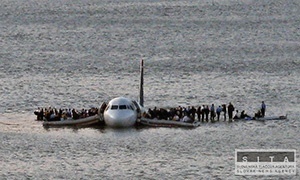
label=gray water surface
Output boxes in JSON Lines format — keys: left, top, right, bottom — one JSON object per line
{"left": 0, "top": 0, "right": 299, "bottom": 179}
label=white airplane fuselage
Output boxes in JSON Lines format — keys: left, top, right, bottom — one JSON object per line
{"left": 103, "top": 97, "right": 142, "bottom": 128}
{"left": 102, "top": 60, "right": 145, "bottom": 128}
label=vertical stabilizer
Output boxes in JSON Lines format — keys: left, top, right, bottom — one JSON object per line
{"left": 139, "top": 59, "right": 144, "bottom": 107}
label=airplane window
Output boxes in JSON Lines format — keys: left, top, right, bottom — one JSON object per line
{"left": 111, "top": 105, "right": 118, "bottom": 110}
{"left": 119, "top": 105, "right": 127, "bottom": 109}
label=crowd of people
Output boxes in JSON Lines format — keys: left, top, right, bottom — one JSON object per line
{"left": 34, "top": 107, "right": 99, "bottom": 121}
{"left": 34, "top": 101, "right": 266, "bottom": 123}
{"left": 143, "top": 101, "right": 266, "bottom": 123}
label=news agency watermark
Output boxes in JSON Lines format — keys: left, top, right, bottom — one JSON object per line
{"left": 235, "top": 149, "right": 296, "bottom": 176}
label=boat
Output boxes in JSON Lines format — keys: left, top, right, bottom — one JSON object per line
{"left": 139, "top": 118, "right": 200, "bottom": 128}
{"left": 43, "top": 115, "right": 103, "bottom": 127}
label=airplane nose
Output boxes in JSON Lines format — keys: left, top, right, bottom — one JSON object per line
{"left": 104, "top": 111, "right": 137, "bottom": 127}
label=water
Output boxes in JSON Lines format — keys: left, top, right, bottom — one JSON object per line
{"left": 0, "top": 0, "right": 299, "bottom": 179}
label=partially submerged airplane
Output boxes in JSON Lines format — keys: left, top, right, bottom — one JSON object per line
{"left": 102, "top": 60, "right": 145, "bottom": 128}
{"left": 41, "top": 59, "right": 286, "bottom": 128}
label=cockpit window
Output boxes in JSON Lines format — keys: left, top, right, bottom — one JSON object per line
{"left": 111, "top": 105, "right": 118, "bottom": 110}
{"left": 119, "top": 105, "right": 127, "bottom": 109}
{"left": 110, "top": 105, "right": 133, "bottom": 110}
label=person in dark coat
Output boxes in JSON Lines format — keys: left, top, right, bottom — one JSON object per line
{"left": 201, "top": 105, "right": 205, "bottom": 122}
{"left": 222, "top": 104, "right": 227, "bottom": 121}
{"left": 210, "top": 104, "right": 215, "bottom": 122}
{"left": 190, "top": 106, "right": 196, "bottom": 120}
{"left": 197, "top": 106, "right": 201, "bottom": 121}
{"left": 261, "top": 101, "right": 266, "bottom": 117}
{"left": 204, "top": 105, "right": 209, "bottom": 122}
{"left": 227, "top": 103, "right": 235, "bottom": 122}
{"left": 159, "top": 108, "right": 169, "bottom": 120}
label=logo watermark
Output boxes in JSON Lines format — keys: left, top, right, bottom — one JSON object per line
{"left": 235, "top": 149, "right": 296, "bottom": 176}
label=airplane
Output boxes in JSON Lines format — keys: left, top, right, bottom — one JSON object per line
{"left": 102, "top": 60, "right": 145, "bottom": 128}
{"left": 41, "top": 60, "right": 201, "bottom": 128}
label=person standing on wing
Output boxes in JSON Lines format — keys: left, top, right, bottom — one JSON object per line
{"left": 228, "top": 102, "right": 235, "bottom": 122}
{"left": 222, "top": 104, "right": 227, "bottom": 121}
{"left": 261, "top": 101, "right": 266, "bottom": 117}
{"left": 210, "top": 104, "right": 215, "bottom": 122}
{"left": 216, "top": 105, "right": 222, "bottom": 121}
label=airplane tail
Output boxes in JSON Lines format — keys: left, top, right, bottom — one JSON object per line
{"left": 139, "top": 59, "right": 144, "bottom": 107}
